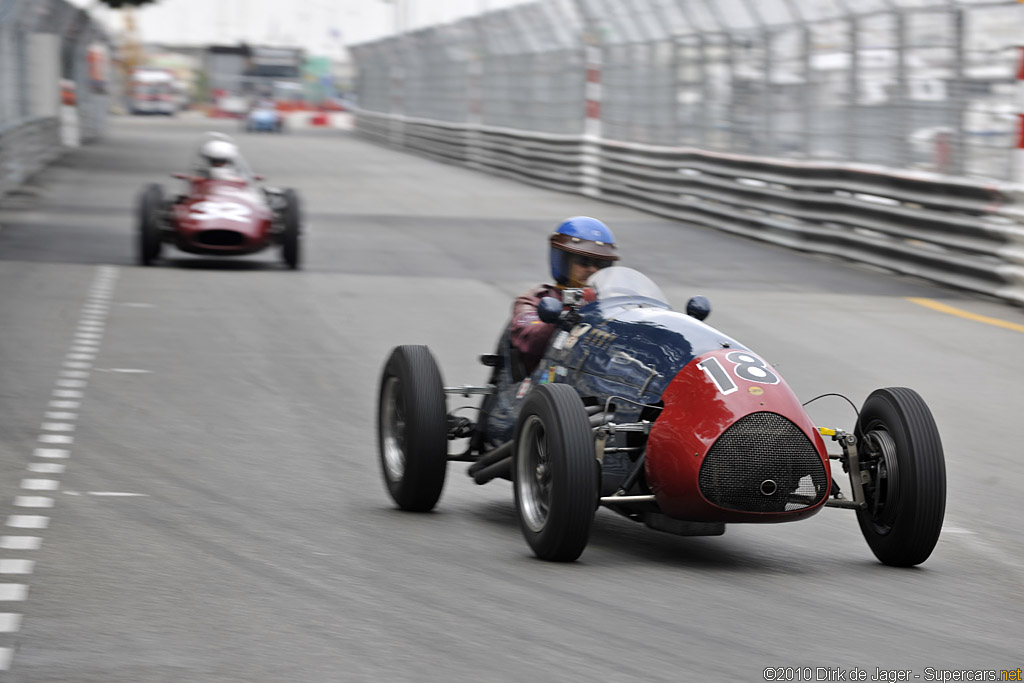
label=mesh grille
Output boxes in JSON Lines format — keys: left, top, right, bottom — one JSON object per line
{"left": 698, "top": 412, "right": 827, "bottom": 513}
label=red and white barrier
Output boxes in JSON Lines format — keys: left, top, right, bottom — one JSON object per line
{"left": 584, "top": 44, "right": 602, "bottom": 139}
{"left": 582, "top": 43, "right": 603, "bottom": 198}
{"left": 1016, "top": 43, "right": 1024, "bottom": 183}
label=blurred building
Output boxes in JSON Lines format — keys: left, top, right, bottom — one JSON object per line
{"left": 205, "top": 44, "right": 304, "bottom": 98}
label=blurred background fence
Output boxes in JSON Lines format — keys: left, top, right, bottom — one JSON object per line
{"left": 351, "top": 0, "right": 1020, "bottom": 182}
{"left": 0, "top": 0, "right": 110, "bottom": 198}
{"left": 350, "top": 0, "right": 1024, "bottom": 305}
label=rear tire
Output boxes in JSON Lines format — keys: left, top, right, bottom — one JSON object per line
{"left": 513, "top": 383, "right": 598, "bottom": 561}
{"left": 855, "top": 387, "right": 946, "bottom": 567}
{"left": 137, "top": 184, "right": 164, "bottom": 266}
{"left": 281, "top": 188, "right": 301, "bottom": 270}
{"left": 377, "top": 346, "right": 449, "bottom": 512}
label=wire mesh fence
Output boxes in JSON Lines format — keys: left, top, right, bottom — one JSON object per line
{"left": 351, "top": 0, "right": 1021, "bottom": 182}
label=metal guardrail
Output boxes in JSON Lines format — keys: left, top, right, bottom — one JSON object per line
{"left": 355, "top": 109, "right": 1024, "bottom": 307}
{"left": 0, "top": 118, "right": 62, "bottom": 199}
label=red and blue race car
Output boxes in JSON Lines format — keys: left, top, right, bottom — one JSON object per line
{"left": 377, "top": 267, "right": 946, "bottom": 565}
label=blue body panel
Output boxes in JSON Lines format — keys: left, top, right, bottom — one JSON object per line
{"left": 483, "top": 295, "right": 748, "bottom": 446}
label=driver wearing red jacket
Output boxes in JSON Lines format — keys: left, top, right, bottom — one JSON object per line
{"left": 510, "top": 216, "right": 619, "bottom": 375}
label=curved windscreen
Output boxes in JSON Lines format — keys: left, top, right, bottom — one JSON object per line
{"left": 587, "top": 266, "right": 669, "bottom": 307}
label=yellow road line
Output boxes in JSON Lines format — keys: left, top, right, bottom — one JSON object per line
{"left": 906, "top": 297, "right": 1024, "bottom": 334}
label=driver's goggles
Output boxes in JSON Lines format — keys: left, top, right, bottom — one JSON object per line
{"left": 573, "top": 255, "right": 613, "bottom": 270}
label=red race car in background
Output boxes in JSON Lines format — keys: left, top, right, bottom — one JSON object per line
{"left": 135, "top": 134, "right": 302, "bottom": 269}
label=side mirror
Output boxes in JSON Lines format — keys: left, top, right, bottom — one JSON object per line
{"left": 537, "top": 297, "right": 563, "bottom": 324}
{"left": 686, "top": 295, "right": 711, "bottom": 321}
{"left": 171, "top": 172, "right": 190, "bottom": 180}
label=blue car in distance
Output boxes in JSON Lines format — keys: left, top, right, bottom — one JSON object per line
{"left": 244, "top": 102, "right": 284, "bottom": 133}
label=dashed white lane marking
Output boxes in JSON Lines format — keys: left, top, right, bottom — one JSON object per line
{"left": 0, "top": 561, "right": 34, "bottom": 575}
{"left": 0, "top": 267, "right": 120, "bottom": 672}
{"left": 96, "top": 368, "right": 151, "bottom": 374}
{"left": 20, "top": 480, "right": 58, "bottom": 491}
{"left": 0, "top": 615, "right": 22, "bottom": 633}
{"left": 62, "top": 491, "right": 148, "bottom": 497}
{"left": 120, "top": 303, "right": 153, "bottom": 307}
{"left": 86, "top": 492, "right": 148, "bottom": 497}
{"left": 14, "top": 498, "right": 54, "bottom": 509}
{"left": 28, "top": 464, "right": 64, "bottom": 474}
{"left": 52, "top": 390, "right": 83, "bottom": 399}
{"left": 0, "top": 586, "right": 27, "bottom": 601}
{"left": 942, "top": 526, "right": 976, "bottom": 535}
{"left": 59, "top": 370, "right": 90, "bottom": 379}
{"left": 37, "top": 435, "right": 73, "bottom": 445}
{"left": 5, "top": 517, "right": 47, "bottom": 530}
{"left": 33, "top": 449, "right": 68, "bottom": 459}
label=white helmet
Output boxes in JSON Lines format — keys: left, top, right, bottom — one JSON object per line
{"left": 200, "top": 139, "right": 238, "bottom": 166}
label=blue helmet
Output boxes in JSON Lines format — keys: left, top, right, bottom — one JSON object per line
{"left": 549, "top": 216, "right": 619, "bottom": 285}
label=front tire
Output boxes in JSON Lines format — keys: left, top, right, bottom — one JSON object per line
{"left": 281, "top": 188, "right": 301, "bottom": 270}
{"left": 513, "top": 383, "right": 598, "bottom": 562}
{"left": 137, "top": 184, "right": 164, "bottom": 266}
{"left": 377, "top": 346, "right": 448, "bottom": 512}
{"left": 855, "top": 387, "right": 946, "bottom": 567}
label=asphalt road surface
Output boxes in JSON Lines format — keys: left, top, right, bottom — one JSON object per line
{"left": 0, "top": 115, "right": 1021, "bottom": 682}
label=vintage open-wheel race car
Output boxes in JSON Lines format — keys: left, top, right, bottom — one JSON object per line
{"left": 377, "top": 266, "right": 946, "bottom": 566}
{"left": 136, "top": 134, "right": 302, "bottom": 269}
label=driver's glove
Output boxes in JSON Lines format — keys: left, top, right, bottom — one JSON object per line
{"left": 558, "top": 308, "right": 581, "bottom": 329}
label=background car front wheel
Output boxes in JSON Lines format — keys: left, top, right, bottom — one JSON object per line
{"left": 137, "top": 183, "right": 164, "bottom": 266}
{"left": 854, "top": 387, "right": 946, "bottom": 567}
{"left": 281, "top": 188, "right": 301, "bottom": 270}
{"left": 377, "top": 345, "right": 449, "bottom": 512}
{"left": 513, "top": 383, "right": 598, "bottom": 562}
